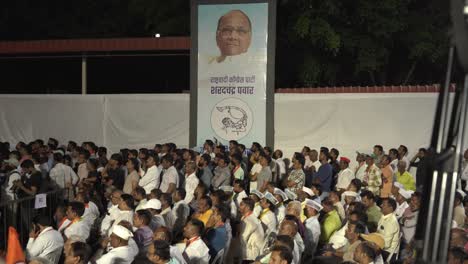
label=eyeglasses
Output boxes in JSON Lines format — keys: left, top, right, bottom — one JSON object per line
{"left": 219, "top": 27, "right": 250, "bottom": 37}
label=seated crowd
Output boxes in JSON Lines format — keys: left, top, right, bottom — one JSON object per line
{"left": 0, "top": 139, "right": 467, "bottom": 264}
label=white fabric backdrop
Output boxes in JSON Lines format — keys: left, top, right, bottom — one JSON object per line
{"left": 0, "top": 93, "right": 465, "bottom": 168}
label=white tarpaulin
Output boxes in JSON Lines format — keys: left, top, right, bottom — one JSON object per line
{"left": 0, "top": 93, "right": 465, "bottom": 168}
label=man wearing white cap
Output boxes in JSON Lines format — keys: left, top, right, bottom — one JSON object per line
{"left": 274, "top": 188, "right": 288, "bottom": 224}
{"left": 259, "top": 192, "right": 278, "bottom": 235}
{"left": 341, "top": 191, "right": 359, "bottom": 215}
{"left": 144, "top": 199, "right": 167, "bottom": 231}
{"left": 303, "top": 198, "right": 322, "bottom": 258}
{"left": 250, "top": 189, "right": 264, "bottom": 218}
{"left": 299, "top": 187, "right": 314, "bottom": 222}
{"left": 395, "top": 188, "right": 412, "bottom": 219}
{"left": 96, "top": 225, "right": 135, "bottom": 264}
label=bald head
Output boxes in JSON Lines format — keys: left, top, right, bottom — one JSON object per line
{"left": 286, "top": 201, "right": 302, "bottom": 218}
{"left": 397, "top": 160, "right": 407, "bottom": 173}
{"left": 279, "top": 220, "right": 298, "bottom": 237}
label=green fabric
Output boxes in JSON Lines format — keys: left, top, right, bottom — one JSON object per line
{"left": 320, "top": 210, "right": 342, "bottom": 243}
{"left": 396, "top": 171, "right": 416, "bottom": 191}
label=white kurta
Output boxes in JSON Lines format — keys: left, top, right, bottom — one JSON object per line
{"left": 139, "top": 165, "right": 160, "bottom": 193}
{"left": 377, "top": 213, "right": 400, "bottom": 253}
{"left": 253, "top": 203, "right": 262, "bottom": 218}
{"left": 49, "top": 163, "right": 79, "bottom": 189}
{"left": 354, "top": 163, "right": 367, "bottom": 181}
{"left": 304, "top": 215, "right": 321, "bottom": 256}
{"left": 161, "top": 207, "right": 175, "bottom": 229}
{"left": 106, "top": 210, "right": 134, "bottom": 237}
{"left": 64, "top": 220, "right": 91, "bottom": 241}
{"left": 101, "top": 205, "right": 120, "bottom": 236}
{"left": 26, "top": 227, "right": 64, "bottom": 264}
{"left": 276, "top": 204, "right": 286, "bottom": 224}
{"left": 241, "top": 214, "right": 265, "bottom": 261}
{"left": 259, "top": 210, "right": 277, "bottom": 235}
{"left": 96, "top": 246, "right": 135, "bottom": 264}
{"left": 329, "top": 222, "right": 348, "bottom": 250}
{"left": 184, "top": 173, "right": 199, "bottom": 204}
{"left": 395, "top": 201, "right": 409, "bottom": 219}
{"left": 82, "top": 201, "right": 100, "bottom": 225}
{"left": 184, "top": 238, "right": 210, "bottom": 264}
{"left": 336, "top": 168, "right": 355, "bottom": 190}
{"left": 160, "top": 166, "right": 179, "bottom": 193}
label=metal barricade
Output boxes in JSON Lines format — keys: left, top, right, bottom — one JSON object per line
{"left": 0, "top": 189, "right": 62, "bottom": 247}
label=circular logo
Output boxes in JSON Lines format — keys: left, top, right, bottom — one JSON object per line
{"left": 211, "top": 98, "right": 253, "bottom": 141}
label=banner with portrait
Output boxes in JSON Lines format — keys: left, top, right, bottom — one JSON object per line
{"left": 190, "top": 0, "right": 276, "bottom": 148}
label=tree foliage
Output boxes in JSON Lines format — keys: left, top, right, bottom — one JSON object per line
{"left": 0, "top": 0, "right": 449, "bottom": 87}
{"left": 276, "top": 0, "right": 450, "bottom": 87}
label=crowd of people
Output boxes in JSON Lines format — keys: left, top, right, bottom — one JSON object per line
{"left": 0, "top": 138, "right": 467, "bottom": 264}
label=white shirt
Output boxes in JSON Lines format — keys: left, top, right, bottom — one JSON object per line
{"left": 334, "top": 201, "right": 346, "bottom": 222}
{"left": 329, "top": 222, "right": 348, "bottom": 250}
{"left": 160, "top": 166, "right": 179, "bottom": 193}
{"left": 304, "top": 215, "right": 321, "bottom": 256}
{"left": 64, "top": 219, "right": 91, "bottom": 241}
{"left": 259, "top": 209, "right": 277, "bottom": 235}
{"left": 240, "top": 213, "right": 265, "bottom": 260}
{"left": 139, "top": 165, "right": 160, "bottom": 193}
{"left": 377, "top": 213, "right": 400, "bottom": 253}
{"left": 101, "top": 205, "right": 120, "bottom": 235}
{"left": 26, "top": 227, "right": 64, "bottom": 264}
{"left": 312, "top": 160, "right": 321, "bottom": 172}
{"left": 276, "top": 204, "right": 286, "bottom": 224}
{"left": 57, "top": 219, "right": 71, "bottom": 233}
{"left": 250, "top": 163, "right": 262, "bottom": 175}
{"left": 5, "top": 170, "right": 21, "bottom": 200}
{"left": 275, "top": 158, "right": 286, "bottom": 175}
{"left": 395, "top": 201, "right": 409, "bottom": 219}
{"left": 390, "top": 159, "right": 399, "bottom": 172}
{"left": 304, "top": 156, "right": 313, "bottom": 169}
{"left": 336, "top": 168, "right": 355, "bottom": 190}
{"left": 401, "top": 210, "right": 418, "bottom": 243}
{"left": 184, "top": 173, "right": 199, "bottom": 204}
{"left": 354, "top": 163, "right": 367, "bottom": 181}
{"left": 82, "top": 201, "right": 100, "bottom": 225}
{"left": 135, "top": 199, "right": 147, "bottom": 211}
{"left": 184, "top": 237, "right": 210, "bottom": 264}
{"left": 235, "top": 190, "right": 248, "bottom": 208}
{"left": 49, "top": 163, "right": 79, "bottom": 189}
{"left": 108, "top": 210, "right": 134, "bottom": 236}
{"left": 170, "top": 245, "right": 187, "bottom": 264}
{"left": 96, "top": 245, "right": 135, "bottom": 264}
{"left": 161, "top": 207, "right": 175, "bottom": 229}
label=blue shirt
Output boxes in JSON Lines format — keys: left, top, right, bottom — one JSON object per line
{"left": 205, "top": 225, "right": 227, "bottom": 258}
{"left": 315, "top": 163, "right": 332, "bottom": 192}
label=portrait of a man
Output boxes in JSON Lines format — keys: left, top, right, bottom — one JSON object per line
{"left": 214, "top": 10, "right": 252, "bottom": 63}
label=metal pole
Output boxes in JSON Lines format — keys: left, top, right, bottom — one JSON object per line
{"left": 81, "top": 56, "right": 87, "bottom": 95}
{"left": 439, "top": 46, "right": 455, "bottom": 152}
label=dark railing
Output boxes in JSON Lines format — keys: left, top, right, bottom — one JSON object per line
{"left": 0, "top": 189, "right": 62, "bottom": 247}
